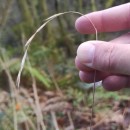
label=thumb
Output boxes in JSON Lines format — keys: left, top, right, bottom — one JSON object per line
{"left": 77, "top": 41, "right": 130, "bottom": 75}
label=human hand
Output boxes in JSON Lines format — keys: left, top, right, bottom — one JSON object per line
{"left": 75, "top": 3, "right": 130, "bottom": 91}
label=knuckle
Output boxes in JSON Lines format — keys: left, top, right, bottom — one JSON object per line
{"left": 108, "top": 44, "right": 117, "bottom": 72}
{"left": 94, "top": 43, "right": 116, "bottom": 72}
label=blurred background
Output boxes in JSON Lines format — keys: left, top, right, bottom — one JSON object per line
{"left": 0, "top": 0, "right": 130, "bottom": 130}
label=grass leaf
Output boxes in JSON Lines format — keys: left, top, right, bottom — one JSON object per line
{"left": 17, "top": 11, "right": 97, "bottom": 88}
{"left": 27, "top": 67, "right": 52, "bottom": 88}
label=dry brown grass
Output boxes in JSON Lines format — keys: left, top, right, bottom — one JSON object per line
{"left": 16, "top": 11, "right": 98, "bottom": 130}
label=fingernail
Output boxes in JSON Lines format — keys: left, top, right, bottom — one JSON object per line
{"left": 77, "top": 42, "right": 95, "bottom": 67}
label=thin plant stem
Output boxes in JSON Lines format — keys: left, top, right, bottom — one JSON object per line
{"left": 17, "top": 11, "right": 98, "bottom": 130}
{"left": 0, "top": 57, "right": 18, "bottom": 130}
{"left": 26, "top": 57, "right": 46, "bottom": 130}
{"left": 45, "top": 58, "right": 63, "bottom": 96}
{"left": 51, "top": 111, "right": 60, "bottom": 130}
{"left": 32, "top": 76, "right": 46, "bottom": 130}
{"left": 90, "top": 71, "right": 97, "bottom": 130}
{"left": 0, "top": 0, "right": 14, "bottom": 32}
{"left": 17, "top": 11, "right": 97, "bottom": 89}
{"left": 21, "top": 33, "right": 46, "bottom": 130}
{"left": 90, "top": 23, "right": 98, "bottom": 130}
{"left": 67, "top": 111, "right": 75, "bottom": 129}
{"left": 21, "top": 112, "right": 36, "bottom": 130}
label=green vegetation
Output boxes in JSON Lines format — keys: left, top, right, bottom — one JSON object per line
{"left": 0, "top": 0, "right": 130, "bottom": 130}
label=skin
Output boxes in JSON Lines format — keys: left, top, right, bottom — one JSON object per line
{"left": 75, "top": 3, "right": 130, "bottom": 91}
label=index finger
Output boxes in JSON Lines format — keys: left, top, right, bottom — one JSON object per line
{"left": 75, "top": 3, "right": 130, "bottom": 34}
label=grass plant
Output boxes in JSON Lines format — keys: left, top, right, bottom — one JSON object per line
{"left": 1, "top": 0, "right": 130, "bottom": 130}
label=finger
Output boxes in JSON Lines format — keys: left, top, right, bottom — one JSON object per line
{"left": 76, "top": 33, "right": 130, "bottom": 72}
{"left": 77, "top": 41, "right": 130, "bottom": 75}
{"left": 110, "top": 32, "right": 130, "bottom": 44}
{"left": 75, "top": 56, "right": 93, "bottom": 71}
{"left": 79, "top": 70, "right": 130, "bottom": 91}
{"left": 102, "top": 75, "right": 129, "bottom": 91}
{"left": 79, "top": 71, "right": 109, "bottom": 83}
{"left": 75, "top": 3, "right": 130, "bottom": 34}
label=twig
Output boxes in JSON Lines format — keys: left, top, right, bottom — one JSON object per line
{"left": 31, "top": 76, "right": 46, "bottom": 130}
{"left": 51, "top": 111, "right": 60, "bottom": 130}
{"left": 21, "top": 33, "right": 46, "bottom": 130}
{"left": 67, "top": 111, "right": 75, "bottom": 130}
